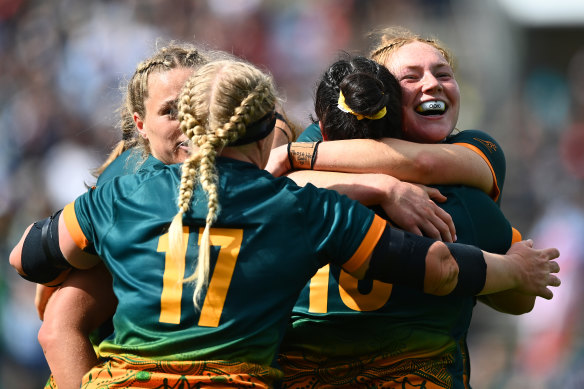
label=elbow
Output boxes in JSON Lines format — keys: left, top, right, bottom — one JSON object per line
{"left": 38, "top": 321, "right": 55, "bottom": 353}
{"left": 9, "top": 244, "right": 25, "bottom": 276}
{"left": 9, "top": 224, "right": 33, "bottom": 276}
{"left": 38, "top": 314, "right": 63, "bottom": 354}
{"left": 411, "top": 153, "right": 440, "bottom": 185}
{"left": 423, "top": 241, "right": 460, "bottom": 296}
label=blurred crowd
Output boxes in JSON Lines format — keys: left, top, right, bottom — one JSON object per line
{"left": 0, "top": 0, "right": 582, "bottom": 388}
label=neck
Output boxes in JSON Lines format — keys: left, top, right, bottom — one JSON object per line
{"left": 220, "top": 144, "right": 265, "bottom": 169}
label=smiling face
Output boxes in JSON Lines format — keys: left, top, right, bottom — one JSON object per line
{"left": 134, "top": 67, "right": 194, "bottom": 164}
{"left": 384, "top": 41, "right": 460, "bottom": 143}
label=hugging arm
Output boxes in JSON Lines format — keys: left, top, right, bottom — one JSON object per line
{"left": 38, "top": 266, "right": 117, "bottom": 389}
{"left": 345, "top": 222, "right": 560, "bottom": 299}
{"left": 267, "top": 138, "right": 494, "bottom": 194}
{"left": 288, "top": 169, "right": 455, "bottom": 242}
{"left": 10, "top": 212, "right": 115, "bottom": 389}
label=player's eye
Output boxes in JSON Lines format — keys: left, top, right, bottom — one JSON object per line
{"left": 164, "top": 104, "right": 178, "bottom": 119}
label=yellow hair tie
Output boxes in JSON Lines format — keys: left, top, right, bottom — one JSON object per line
{"left": 337, "top": 91, "right": 387, "bottom": 120}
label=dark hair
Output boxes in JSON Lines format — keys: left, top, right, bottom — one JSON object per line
{"left": 314, "top": 55, "right": 402, "bottom": 141}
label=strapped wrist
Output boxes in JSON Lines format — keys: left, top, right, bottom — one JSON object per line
{"left": 287, "top": 141, "right": 321, "bottom": 170}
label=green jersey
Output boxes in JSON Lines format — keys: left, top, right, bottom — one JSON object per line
{"left": 281, "top": 125, "right": 517, "bottom": 388}
{"left": 62, "top": 157, "right": 386, "bottom": 369}
{"left": 97, "top": 149, "right": 162, "bottom": 185}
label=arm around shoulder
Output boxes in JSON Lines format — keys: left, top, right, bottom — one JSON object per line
{"left": 309, "top": 138, "right": 495, "bottom": 193}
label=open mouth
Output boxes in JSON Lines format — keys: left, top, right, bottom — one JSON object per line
{"left": 415, "top": 100, "right": 446, "bottom": 116}
{"left": 175, "top": 139, "right": 192, "bottom": 152}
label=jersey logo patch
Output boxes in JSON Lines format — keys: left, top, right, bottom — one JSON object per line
{"left": 473, "top": 137, "right": 497, "bottom": 153}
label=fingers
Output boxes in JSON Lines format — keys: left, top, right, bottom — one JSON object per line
{"left": 422, "top": 186, "right": 447, "bottom": 203}
{"left": 544, "top": 247, "right": 560, "bottom": 261}
{"left": 435, "top": 207, "right": 456, "bottom": 241}
{"left": 540, "top": 288, "right": 554, "bottom": 300}
{"left": 539, "top": 260, "right": 561, "bottom": 300}
{"left": 548, "top": 274, "right": 561, "bottom": 287}
{"left": 424, "top": 221, "right": 453, "bottom": 243}
{"left": 419, "top": 204, "right": 455, "bottom": 243}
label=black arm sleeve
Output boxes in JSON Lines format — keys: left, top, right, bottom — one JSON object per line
{"left": 365, "top": 224, "right": 487, "bottom": 296}
{"left": 365, "top": 225, "right": 433, "bottom": 290}
{"left": 20, "top": 210, "right": 72, "bottom": 284}
{"left": 445, "top": 242, "right": 486, "bottom": 296}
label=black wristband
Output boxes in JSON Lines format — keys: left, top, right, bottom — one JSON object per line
{"left": 287, "top": 142, "right": 295, "bottom": 171}
{"left": 310, "top": 141, "right": 321, "bottom": 170}
{"left": 445, "top": 242, "right": 487, "bottom": 296}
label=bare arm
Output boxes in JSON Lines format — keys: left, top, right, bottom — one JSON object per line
{"left": 287, "top": 170, "right": 456, "bottom": 242}
{"left": 38, "top": 265, "right": 117, "bottom": 389}
{"left": 478, "top": 290, "right": 535, "bottom": 315}
{"left": 10, "top": 215, "right": 112, "bottom": 389}
{"left": 266, "top": 138, "right": 494, "bottom": 194}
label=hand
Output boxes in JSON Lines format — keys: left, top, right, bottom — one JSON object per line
{"left": 505, "top": 240, "right": 561, "bottom": 299}
{"left": 35, "top": 284, "right": 58, "bottom": 320}
{"left": 265, "top": 144, "right": 290, "bottom": 177}
{"left": 380, "top": 180, "right": 456, "bottom": 242}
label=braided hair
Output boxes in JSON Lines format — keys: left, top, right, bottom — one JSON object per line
{"left": 170, "top": 60, "right": 277, "bottom": 308}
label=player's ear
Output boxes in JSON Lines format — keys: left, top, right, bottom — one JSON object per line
{"left": 134, "top": 113, "right": 147, "bottom": 139}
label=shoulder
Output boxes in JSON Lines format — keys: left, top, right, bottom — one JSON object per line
{"left": 94, "top": 164, "right": 178, "bottom": 203}
{"left": 97, "top": 149, "right": 138, "bottom": 185}
{"left": 297, "top": 123, "right": 323, "bottom": 142}
{"left": 447, "top": 129, "right": 502, "bottom": 156}
{"left": 447, "top": 129, "right": 506, "bottom": 196}
{"left": 98, "top": 149, "right": 164, "bottom": 185}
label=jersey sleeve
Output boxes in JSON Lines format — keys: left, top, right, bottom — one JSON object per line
{"left": 63, "top": 181, "right": 120, "bottom": 253}
{"left": 297, "top": 184, "right": 386, "bottom": 273}
{"left": 63, "top": 201, "right": 92, "bottom": 251}
{"left": 511, "top": 227, "right": 522, "bottom": 244}
{"left": 297, "top": 122, "right": 324, "bottom": 142}
{"left": 447, "top": 129, "right": 506, "bottom": 203}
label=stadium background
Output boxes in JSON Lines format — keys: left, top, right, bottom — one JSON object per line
{"left": 0, "top": 0, "right": 583, "bottom": 387}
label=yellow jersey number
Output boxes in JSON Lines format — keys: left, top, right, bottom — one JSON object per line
{"left": 157, "top": 227, "right": 243, "bottom": 327}
{"left": 309, "top": 265, "right": 393, "bottom": 313}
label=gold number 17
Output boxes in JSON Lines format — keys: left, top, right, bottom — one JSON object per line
{"left": 157, "top": 227, "right": 243, "bottom": 327}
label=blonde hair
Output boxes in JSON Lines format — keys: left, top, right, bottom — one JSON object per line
{"left": 368, "top": 26, "right": 456, "bottom": 72}
{"left": 93, "top": 42, "right": 210, "bottom": 177}
{"left": 169, "top": 60, "right": 277, "bottom": 308}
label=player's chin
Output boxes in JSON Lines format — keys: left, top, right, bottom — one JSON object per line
{"left": 406, "top": 124, "right": 452, "bottom": 143}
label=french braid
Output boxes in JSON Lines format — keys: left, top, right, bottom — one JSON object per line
{"left": 170, "top": 60, "right": 277, "bottom": 308}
